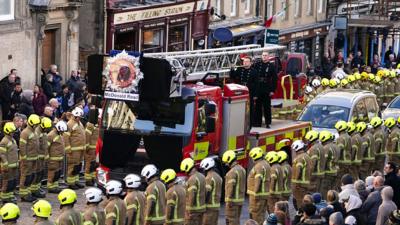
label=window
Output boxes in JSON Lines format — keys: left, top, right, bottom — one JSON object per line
{"left": 294, "top": 0, "right": 302, "bottom": 18}
{"left": 267, "top": 0, "right": 275, "bottom": 18}
{"left": 142, "top": 28, "right": 164, "bottom": 53}
{"left": 318, "top": 0, "right": 325, "bottom": 13}
{"left": 298, "top": 104, "right": 350, "bottom": 128}
{"left": 168, "top": 25, "right": 188, "bottom": 52}
{"left": 244, "top": 0, "right": 251, "bottom": 14}
{"left": 214, "top": 0, "right": 221, "bottom": 15}
{"left": 364, "top": 97, "right": 378, "bottom": 120}
{"left": 306, "top": 0, "right": 313, "bottom": 15}
{"left": 0, "top": 0, "right": 14, "bottom": 21}
{"left": 230, "top": 0, "right": 237, "bottom": 16}
{"left": 280, "top": 0, "right": 288, "bottom": 21}
{"left": 352, "top": 100, "right": 368, "bottom": 122}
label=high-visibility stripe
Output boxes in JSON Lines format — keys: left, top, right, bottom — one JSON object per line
{"left": 71, "top": 146, "right": 85, "bottom": 151}
{"left": 50, "top": 156, "right": 64, "bottom": 161}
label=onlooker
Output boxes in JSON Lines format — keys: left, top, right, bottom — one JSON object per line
{"left": 49, "top": 98, "right": 61, "bottom": 118}
{"left": 274, "top": 201, "right": 291, "bottom": 225}
{"left": 344, "top": 53, "right": 354, "bottom": 74}
{"left": 266, "top": 213, "right": 278, "bottom": 225}
{"left": 344, "top": 195, "right": 365, "bottom": 225}
{"left": 320, "top": 206, "right": 334, "bottom": 223}
{"left": 321, "top": 52, "right": 333, "bottom": 78}
{"left": 331, "top": 63, "right": 347, "bottom": 79}
{"left": 384, "top": 162, "right": 400, "bottom": 208}
{"left": 43, "top": 74, "right": 55, "bottom": 100}
{"left": 296, "top": 203, "right": 326, "bottom": 225}
{"left": 48, "top": 64, "right": 63, "bottom": 94}
{"left": 17, "top": 90, "right": 34, "bottom": 117}
{"left": 313, "top": 193, "right": 328, "bottom": 213}
{"left": 376, "top": 186, "right": 398, "bottom": 225}
{"left": 327, "top": 190, "right": 345, "bottom": 216}
{"left": 58, "top": 84, "right": 74, "bottom": 114}
{"left": 371, "top": 54, "right": 381, "bottom": 74}
{"left": 354, "top": 180, "right": 369, "bottom": 202}
{"left": 339, "top": 174, "right": 359, "bottom": 203}
{"left": 43, "top": 105, "right": 55, "bottom": 121}
{"left": 389, "top": 210, "right": 400, "bottom": 225}
{"left": 67, "top": 70, "right": 82, "bottom": 93}
{"left": 0, "top": 72, "right": 17, "bottom": 120}
{"left": 385, "top": 46, "right": 396, "bottom": 63}
{"left": 32, "top": 84, "right": 48, "bottom": 116}
{"left": 351, "top": 50, "right": 365, "bottom": 69}
{"left": 329, "top": 212, "right": 344, "bottom": 225}
{"left": 365, "top": 176, "right": 375, "bottom": 192}
{"left": 386, "top": 54, "right": 397, "bottom": 69}
{"left": 361, "top": 176, "right": 385, "bottom": 225}
{"left": 12, "top": 114, "right": 24, "bottom": 147}
{"left": 9, "top": 83, "right": 23, "bottom": 118}
{"left": 245, "top": 219, "right": 259, "bottom": 225}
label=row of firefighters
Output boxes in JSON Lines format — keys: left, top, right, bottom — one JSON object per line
{"left": 0, "top": 106, "right": 99, "bottom": 203}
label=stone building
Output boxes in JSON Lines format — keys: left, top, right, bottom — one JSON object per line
{"left": 0, "top": 0, "right": 82, "bottom": 88}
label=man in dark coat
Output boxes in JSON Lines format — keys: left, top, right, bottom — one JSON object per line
{"left": 253, "top": 51, "right": 277, "bottom": 128}
{"left": 48, "top": 64, "right": 63, "bottom": 95}
{"left": 67, "top": 70, "right": 82, "bottom": 93}
{"left": 361, "top": 176, "right": 385, "bottom": 225}
{"left": 384, "top": 162, "right": 400, "bottom": 208}
{"left": 0, "top": 73, "right": 17, "bottom": 120}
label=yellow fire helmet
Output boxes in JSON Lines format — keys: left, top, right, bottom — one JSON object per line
{"left": 222, "top": 150, "right": 237, "bottom": 165}
{"left": 319, "top": 130, "right": 333, "bottom": 143}
{"left": 347, "top": 75, "right": 356, "bottom": 82}
{"left": 356, "top": 122, "right": 367, "bottom": 133}
{"left": 335, "top": 120, "right": 348, "bottom": 132}
{"left": 397, "top": 116, "right": 400, "bottom": 125}
{"left": 397, "top": 64, "right": 400, "bottom": 69}
{"left": 3, "top": 122, "right": 16, "bottom": 135}
{"left": 321, "top": 78, "right": 330, "bottom": 87}
{"left": 265, "top": 151, "right": 279, "bottom": 164}
{"left": 160, "top": 169, "right": 177, "bottom": 184}
{"left": 374, "top": 76, "right": 382, "bottom": 84}
{"left": 305, "top": 130, "right": 319, "bottom": 143}
{"left": 277, "top": 151, "right": 288, "bottom": 163}
{"left": 354, "top": 73, "right": 362, "bottom": 80}
{"left": 347, "top": 121, "right": 357, "bottom": 133}
{"left": 376, "top": 70, "right": 384, "bottom": 78}
{"left": 391, "top": 70, "right": 397, "bottom": 78}
{"left": 341, "top": 79, "right": 349, "bottom": 87}
{"left": 32, "top": 199, "right": 52, "bottom": 218}
{"left": 0, "top": 203, "right": 19, "bottom": 221}
{"left": 180, "top": 158, "right": 195, "bottom": 173}
{"left": 384, "top": 69, "right": 390, "bottom": 77}
{"left": 384, "top": 117, "right": 396, "bottom": 129}
{"left": 329, "top": 79, "right": 338, "bottom": 88}
{"left": 361, "top": 72, "right": 368, "bottom": 80}
{"left": 58, "top": 189, "right": 77, "bottom": 206}
{"left": 368, "top": 73, "right": 375, "bottom": 81}
{"left": 370, "top": 116, "right": 383, "bottom": 128}
{"left": 40, "top": 117, "right": 52, "bottom": 129}
{"left": 249, "top": 147, "right": 264, "bottom": 161}
{"left": 28, "top": 114, "right": 40, "bottom": 126}
{"left": 276, "top": 139, "right": 292, "bottom": 151}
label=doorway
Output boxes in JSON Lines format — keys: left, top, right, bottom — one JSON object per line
{"left": 42, "top": 29, "right": 56, "bottom": 73}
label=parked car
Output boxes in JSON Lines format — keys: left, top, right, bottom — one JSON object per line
{"left": 382, "top": 96, "right": 400, "bottom": 120}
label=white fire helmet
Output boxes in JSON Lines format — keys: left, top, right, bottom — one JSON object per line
{"left": 141, "top": 164, "right": 158, "bottom": 180}
{"left": 311, "top": 79, "right": 321, "bottom": 88}
{"left": 71, "top": 107, "right": 84, "bottom": 118}
{"left": 84, "top": 187, "right": 103, "bottom": 203}
{"left": 200, "top": 157, "right": 216, "bottom": 171}
{"left": 55, "top": 121, "right": 67, "bottom": 132}
{"left": 291, "top": 140, "right": 306, "bottom": 152}
{"left": 305, "top": 86, "right": 313, "bottom": 95}
{"left": 105, "top": 180, "right": 123, "bottom": 195}
{"left": 124, "top": 174, "right": 141, "bottom": 189}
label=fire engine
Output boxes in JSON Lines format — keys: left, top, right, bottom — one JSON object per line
{"left": 92, "top": 44, "right": 311, "bottom": 185}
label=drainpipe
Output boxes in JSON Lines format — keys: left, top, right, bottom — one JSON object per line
{"left": 103, "top": 0, "right": 107, "bottom": 54}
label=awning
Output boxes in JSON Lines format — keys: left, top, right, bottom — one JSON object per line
{"left": 230, "top": 24, "right": 266, "bottom": 37}
{"left": 348, "top": 18, "right": 394, "bottom": 28}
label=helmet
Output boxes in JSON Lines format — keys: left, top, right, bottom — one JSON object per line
{"left": 105, "top": 180, "right": 123, "bottom": 195}
{"left": 397, "top": 116, "right": 400, "bottom": 124}
{"left": 141, "top": 164, "right": 158, "bottom": 180}
{"left": 72, "top": 107, "right": 84, "bottom": 117}
{"left": 319, "top": 130, "right": 333, "bottom": 143}
{"left": 28, "top": 114, "right": 40, "bottom": 126}
{"left": 249, "top": 147, "right": 264, "bottom": 161}
{"left": 265, "top": 151, "right": 279, "bottom": 163}
{"left": 354, "top": 73, "right": 362, "bottom": 80}
{"left": 384, "top": 117, "right": 396, "bottom": 128}
{"left": 335, "top": 120, "right": 348, "bottom": 132}
{"left": 0, "top": 203, "right": 20, "bottom": 221}
{"left": 370, "top": 117, "right": 383, "bottom": 128}
{"left": 3, "top": 122, "right": 16, "bottom": 135}
{"left": 336, "top": 73, "right": 345, "bottom": 80}
{"left": 160, "top": 169, "right": 177, "bottom": 184}
{"left": 347, "top": 122, "right": 357, "bottom": 133}
{"left": 40, "top": 117, "right": 52, "bottom": 129}
{"left": 340, "top": 79, "right": 349, "bottom": 87}
{"left": 84, "top": 187, "right": 103, "bottom": 203}
{"left": 291, "top": 140, "right": 306, "bottom": 152}
{"left": 222, "top": 150, "right": 237, "bottom": 165}
{"left": 32, "top": 200, "right": 52, "bottom": 218}
{"left": 124, "top": 174, "right": 141, "bottom": 189}
{"left": 384, "top": 69, "right": 390, "bottom": 77}
{"left": 311, "top": 79, "right": 321, "bottom": 88}
{"left": 390, "top": 70, "right": 396, "bottom": 78}
{"left": 304, "top": 86, "right": 313, "bottom": 95}
{"left": 347, "top": 75, "right": 356, "bottom": 82}
{"left": 200, "top": 157, "right": 216, "bottom": 171}
{"left": 397, "top": 64, "right": 400, "bottom": 70}
{"left": 58, "top": 189, "right": 77, "bottom": 205}
{"left": 374, "top": 76, "right": 382, "bottom": 84}
{"left": 377, "top": 70, "right": 384, "bottom": 77}
{"left": 329, "top": 79, "right": 339, "bottom": 88}
{"left": 180, "top": 158, "right": 195, "bottom": 173}
{"left": 356, "top": 122, "right": 367, "bottom": 133}
{"left": 305, "top": 130, "right": 319, "bottom": 143}
{"left": 55, "top": 121, "right": 68, "bottom": 132}
{"left": 361, "top": 72, "right": 368, "bottom": 80}
{"left": 276, "top": 139, "right": 292, "bottom": 151}
{"left": 368, "top": 73, "right": 375, "bottom": 81}
{"left": 321, "top": 78, "right": 330, "bottom": 87}
{"left": 277, "top": 151, "right": 288, "bottom": 163}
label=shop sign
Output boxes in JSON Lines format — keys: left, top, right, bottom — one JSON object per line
{"left": 265, "top": 29, "right": 279, "bottom": 44}
{"left": 114, "top": 2, "right": 195, "bottom": 25}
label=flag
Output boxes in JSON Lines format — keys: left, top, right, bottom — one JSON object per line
{"left": 264, "top": 3, "right": 290, "bottom": 28}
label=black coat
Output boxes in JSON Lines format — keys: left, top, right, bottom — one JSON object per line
{"left": 43, "top": 80, "right": 55, "bottom": 100}
{"left": 296, "top": 215, "right": 327, "bottom": 225}
{"left": 229, "top": 67, "right": 258, "bottom": 97}
{"left": 384, "top": 171, "right": 400, "bottom": 208}
{"left": 253, "top": 60, "right": 278, "bottom": 96}
{"left": 346, "top": 207, "right": 367, "bottom": 225}
{"left": 0, "top": 78, "right": 15, "bottom": 104}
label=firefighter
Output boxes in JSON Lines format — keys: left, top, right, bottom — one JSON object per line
{"left": 319, "top": 131, "right": 339, "bottom": 194}
{"left": 160, "top": 169, "right": 186, "bottom": 225}
{"left": 329, "top": 79, "right": 339, "bottom": 89}
{"left": 265, "top": 151, "right": 283, "bottom": 213}
{"left": 19, "top": 114, "right": 40, "bottom": 202}
{"left": 291, "top": 140, "right": 313, "bottom": 209}
{"left": 0, "top": 203, "right": 20, "bottom": 225}
{"left": 311, "top": 79, "right": 321, "bottom": 94}
{"left": 47, "top": 121, "right": 67, "bottom": 194}
{"left": 32, "top": 200, "right": 55, "bottom": 225}
{"left": 141, "top": 164, "right": 166, "bottom": 225}
{"left": 385, "top": 117, "right": 400, "bottom": 163}
{"left": 222, "top": 150, "right": 246, "bottom": 225}
{"left": 83, "top": 187, "right": 105, "bottom": 225}
{"left": 199, "top": 157, "right": 222, "bottom": 225}
{"left": 84, "top": 122, "right": 98, "bottom": 186}
{"left": 56, "top": 189, "right": 81, "bottom": 225}
{"left": 0, "top": 122, "right": 18, "bottom": 203}
{"left": 384, "top": 70, "right": 395, "bottom": 104}
{"left": 253, "top": 51, "right": 278, "bottom": 128}
{"left": 347, "top": 75, "right": 356, "bottom": 89}
{"left": 319, "top": 78, "right": 330, "bottom": 93}
{"left": 374, "top": 76, "right": 384, "bottom": 107}
{"left": 64, "top": 107, "right": 86, "bottom": 189}
{"left": 247, "top": 147, "right": 270, "bottom": 225}
{"left": 335, "top": 121, "right": 352, "bottom": 188}
{"left": 353, "top": 73, "right": 362, "bottom": 89}
{"left": 123, "top": 174, "right": 145, "bottom": 225}
{"left": 104, "top": 180, "right": 127, "bottom": 225}
{"left": 391, "top": 70, "right": 399, "bottom": 102}
{"left": 180, "top": 158, "right": 206, "bottom": 225}
{"left": 304, "top": 130, "right": 325, "bottom": 193}
{"left": 370, "top": 117, "right": 386, "bottom": 171}
{"left": 32, "top": 117, "right": 52, "bottom": 198}
{"left": 357, "top": 122, "right": 375, "bottom": 179}
{"left": 340, "top": 79, "right": 349, "bottom": 89}
{"left": 347, "top": 121, "right": 363, "bottom": 180}
{"left": 277, "top": 150, "right": 292, "bottom": 202}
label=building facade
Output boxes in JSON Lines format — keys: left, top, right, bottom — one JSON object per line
{"left": 0, "top": 0, "right": 82, "bottom": 87}
{"left": 208, "top": 0, "right": 265, "bottom": 48}
{"left": 105, "top": 0, "right": 210, "bottom": 53}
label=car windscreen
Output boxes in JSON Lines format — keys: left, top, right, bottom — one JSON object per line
{"left": 298, "top": 104, "right": 350, "bottom": 128}
{"left": 389, "top": 97, "right": 400, "bottom": 109}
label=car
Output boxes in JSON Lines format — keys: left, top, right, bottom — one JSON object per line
{"left": 382, "top": 96, "right": 400, "bottom": 120}
{"left": 297, "top": 89, "right": 379, "bottom": 134}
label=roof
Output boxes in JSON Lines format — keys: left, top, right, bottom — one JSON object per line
{"left": 309, "top": 89, "right": 375, "bottom": 108}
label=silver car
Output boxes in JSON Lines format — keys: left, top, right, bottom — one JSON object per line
{"left": 382, "top": 96, "right": 400, "bottom": 120}
{"left": 298, "top": 89, "right": 379, "bottom": 134}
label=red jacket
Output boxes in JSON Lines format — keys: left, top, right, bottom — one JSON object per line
{"left": 32, "top": 92, "right": 47, "bottom": 116}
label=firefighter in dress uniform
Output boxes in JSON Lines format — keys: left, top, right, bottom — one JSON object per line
{"left": 385, "top": 117, "right": 400, "bottom": 163}
{"left": 335, "top": 121, "right": 352, "bottom": 188}
{"left": 347, "top": 121, "right": 363, "bottom": 180}
{"left": 357, "top": 122, "right": 375, "bottom": 179}
{"left": 265, "top": 151, "right": 284, "bottom": 213}
{"left": 84, "top": 122, "right": 99, "bottom": 186}
{"left": 277, "top": 150, "right": 292, "bottom": 202}
{"left": 32, "top": 200, "right": 55, "bottom": 225}
{"left": 370, "top": 117, "right": 386, "bottom": 171}
{"left": 161, "top": 169, "right": 186, "bottom": 225}
{"left": 56, "top": 189, "right": 82, "bottom": 225}
{"left": 200, "top": 157, "right": 222, "bottom": 225}
{"left": 222, "top": 150, "right": 246, "bottom": 225}
{"left": 374, "top": 76, "right": 384, "bottom": 107}
{"left": 47, "top": 121, "right": 67, "bottom": 194}
{"left": 305, "top": 130, "right": 325, "bottom": 193}
{"left": 123, "top": 174, "right": 146, "bottom": 225}
{"left": 83, "top": 187, "right": 106, "bottom": 225}
{"left": 0, "top": 203, "right": 20, "bottom": 225}
{"left": 104, "top": 180, "right": 127, "bottom": 225}
{"left": 319, "top": 131, "right": 339, "bottom": 194}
